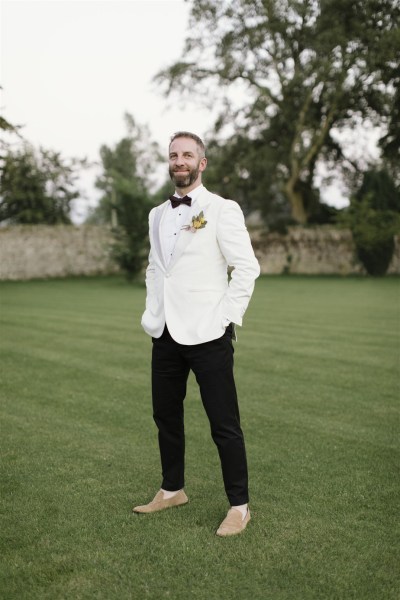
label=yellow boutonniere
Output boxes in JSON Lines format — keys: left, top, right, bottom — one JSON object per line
{"left": 182, "top": 211, "right": 207, "bottom": 233}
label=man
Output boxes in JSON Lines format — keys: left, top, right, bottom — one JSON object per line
{"left": 134, "top": 131, "right": 260, "bottom": 536}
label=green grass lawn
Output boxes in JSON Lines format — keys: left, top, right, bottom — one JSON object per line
{"left": 0, "top": 275, "right": 398, "bottom": 600}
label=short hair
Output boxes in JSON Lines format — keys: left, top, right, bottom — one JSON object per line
{"left": 169, "top": 131, "right": 206, "bottom": 157}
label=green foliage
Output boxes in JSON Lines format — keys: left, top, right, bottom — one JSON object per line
{"left": 350, "top": 202, "right": 397, "bottom": 276}
{"left": 0, "top": 115, "right": 21, "bottom": 135}
{"left": 156, "top": 0, "right": 399, "bottom": 223}
{"left": 355, "top": 169, "right": 400, "bottom": 212}
{"left": 378, "top": 62, "right": 400, "bottom": 185}
{"left": 91, "top": 114, "right": 160, "bottom": 278}
{"left": 151, "top": 178, "right": 175, "bottom": 206}
{"left": 203, "top": 135, "right": 284, "bottom": 219}
{"left": 109, "top": 178, "right": 151, "bottom": 279}
{"left": 204, "top": 135, "right": 340, "bottom": 228}
{"left": 0, "top": 87, "right": 21, "bottom": 136}
{"left": 344, "top": 169, "right": 400, "bottom": 276}
{"left": 0, "top": 145, "right": 79, "bottom": 224}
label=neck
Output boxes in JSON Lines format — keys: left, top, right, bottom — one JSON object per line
{"left": 175, "top": 180, "right": 202, "bottom": 197}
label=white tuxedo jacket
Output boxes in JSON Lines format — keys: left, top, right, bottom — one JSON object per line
{"left": 141, "top": 187, "right": 260, "bottom": 345}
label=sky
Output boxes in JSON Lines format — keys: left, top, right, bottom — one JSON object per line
{"left": 1, "top": 0, "right": 218, "bottom": 221}
{"left": 1, "top": 0, "right": 382, "bottom": 222}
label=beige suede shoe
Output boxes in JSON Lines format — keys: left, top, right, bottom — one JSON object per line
{"left": 132, "top": 490, "right": 188, "bottom": 514}
{"left": 216, "top": 507, "right": 251, "bottom": 537}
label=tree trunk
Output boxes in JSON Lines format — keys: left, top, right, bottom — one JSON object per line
{"left": 285, "top": 180, "right": 307, "bottom": 224}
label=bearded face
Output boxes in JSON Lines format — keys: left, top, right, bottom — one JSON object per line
{"left": 169, "top": 160, "right": 202, "bottom": 189}
{"left": 168, "top": 137, "right": 207, "bottom": 192}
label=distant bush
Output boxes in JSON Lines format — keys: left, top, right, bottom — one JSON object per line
{"left": 345, "top": 170, "right": 400, "bottom": 276}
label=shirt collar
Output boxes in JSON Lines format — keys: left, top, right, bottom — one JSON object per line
{"left": 174, "top": 184, "right": 204, "bottom": 204}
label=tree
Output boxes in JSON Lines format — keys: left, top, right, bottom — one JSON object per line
{"left": 0, "top": 87, "right": 22, "bottom": 140}
{"left": 344, "top": 169, "right": 400, "bottom": 276}
{"left": 0, "top": 115, "right": 21, "bottom": 136}
{"left": 380, "top": 86, "right": 400, "bottom": 185}
{"left": 0, "top": 144, "right": 79, "bottom": 224}
{"left": 91, "top": 114, "right": 160, "bottom": 278}
{"left": 156, "top": 0, "right": 400, "bottom": 223}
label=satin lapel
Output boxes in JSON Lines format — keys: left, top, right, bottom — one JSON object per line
{"left": 168, "top": 189, "right": 212, "bottom": 271}
{"left": 167, "top": 228, "right": 194, "bottom": 271}
{"left": 151, "top": 202, "right": 168, "bottom": 270}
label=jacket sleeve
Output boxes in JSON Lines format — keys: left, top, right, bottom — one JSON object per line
{"left": 217, "top": 200, "right": 260, "bottom": 326}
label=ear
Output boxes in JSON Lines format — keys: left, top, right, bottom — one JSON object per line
{"left": 199, "top": 157, "right": 207, "bottom": 173}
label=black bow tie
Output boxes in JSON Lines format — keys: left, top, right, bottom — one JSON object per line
{"left": 169, "top": 195, "right": 192, "bottom": 209}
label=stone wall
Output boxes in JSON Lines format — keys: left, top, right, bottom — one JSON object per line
{"left": 0, "top": 225, "right": 120, "bottom": 281}
{"left": 0, "top": 224, "right": 398, "bottom": 281}
{"left": 251, "top": 226, "right": 399, "bottom": 276}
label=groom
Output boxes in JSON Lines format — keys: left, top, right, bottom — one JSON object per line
{"left": 134, "top": 131, "right": 260, "bottom": 536}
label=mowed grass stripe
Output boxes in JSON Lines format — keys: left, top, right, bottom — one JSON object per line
{"left": 0, "top": 275, "right": 398, "bottom": 600}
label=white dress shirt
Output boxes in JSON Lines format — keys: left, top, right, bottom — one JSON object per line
{"left": 160, "top": 184, "right": 204, "bottom": 266}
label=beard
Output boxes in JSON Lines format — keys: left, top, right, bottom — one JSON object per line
{"left": 169, "top": 162, "right": 201, "bottom": 189}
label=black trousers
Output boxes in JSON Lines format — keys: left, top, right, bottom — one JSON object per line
{"left": 151, "top": 324, "right": 249, "bottom": 506}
